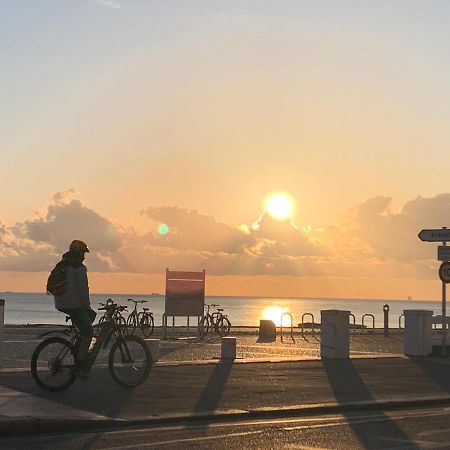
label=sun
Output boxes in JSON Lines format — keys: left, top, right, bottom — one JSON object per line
{"left": 264, "top": 192, "right": 294, "bottom": 220}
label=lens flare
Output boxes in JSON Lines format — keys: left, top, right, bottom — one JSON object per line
{"left": 158, "top": 223, "right": 169, "bottom": 235}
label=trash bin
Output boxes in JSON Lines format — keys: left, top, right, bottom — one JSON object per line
{"left": 403, "top": 309, "right": 433, "bottom": 356}
{"left": 258, "top": 319, "right": 276, "bottom": 342}
{"left": 320, "top": 310, "right": 350, "bottom": 359}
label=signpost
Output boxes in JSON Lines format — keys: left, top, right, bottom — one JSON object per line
{"left": 440, "top": 262, "right": 450, "bottom": 284}
{"left": 438, "top": 246, "right": 450, "bottom": 262}
{"left": 419, "top": 227, "right": 449, "bottom": 356}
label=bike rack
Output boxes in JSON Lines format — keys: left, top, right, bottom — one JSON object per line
{"left": 362, "top": 314, "right": 375, "bottom": 333}
{"left": 280, "top": 312, "right": 295, "bottom": 342}
{"left": 398, "top": 314, "right": 404, "bottom": 330}
{"left": 349, "top": 313, "right": 356, "bottom": 333}
{"left": 301, "top": 313, "right": 317, "bottom": 340}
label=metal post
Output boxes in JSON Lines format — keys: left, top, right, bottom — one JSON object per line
{"left": 442, "top": 228, "right": 447, "bottom": 357}
{"left": 0, "top": 299, "right": 4, "bottom": 368}
{"left": 383, "top": 304, "right": 389, "bottom": 337}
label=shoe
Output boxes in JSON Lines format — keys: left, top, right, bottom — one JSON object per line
{"left": 74, "top": 359, "right": 91, "bottom": 380}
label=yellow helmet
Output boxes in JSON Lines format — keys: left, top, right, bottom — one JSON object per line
{"left": 69, "top": 240, "right": 90, "bottom": 253}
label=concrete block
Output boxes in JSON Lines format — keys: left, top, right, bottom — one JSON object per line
{"left": 145, "top": 338, "right": 160, "bottom": 362}
{"left": 221, "top": 336, "right": 236, "bottom": 360}
{"left": 320, "top": 310, "right": 350, "bottom": 359}
{"left": 404, "top": 310, "right": 433, "bottom": 356}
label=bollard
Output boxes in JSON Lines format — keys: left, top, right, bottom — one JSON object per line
{"left": 221, "top": 336, "right": 236, "bottom": 360}
{"left": 0, "top": 300, "right": 4, "bottom": 368}
{"left": 145, "top": 338, "right": 160, "bottom": 362}
{"left": 383, "top": 304, "right": 389, "bottom": 337}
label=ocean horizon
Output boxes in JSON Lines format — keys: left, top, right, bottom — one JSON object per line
{"left": 1, "top": 292, "right": 443, "bottom": 328}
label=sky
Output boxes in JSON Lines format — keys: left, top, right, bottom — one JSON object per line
{"left": 1, "top": 1, "right": 449, "bottom": 299}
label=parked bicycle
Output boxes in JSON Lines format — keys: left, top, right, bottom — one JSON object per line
{"left": 96, "top": 298, "right": 127, "bottom": 336}
{"left": 31, "top": 300, "right": 152, "bottom": 391}
{"left": 198, "top": 303, "right": 231, "bottom": 338}
{"left": 126, "top": 298, "right": 154, "bottom": 338}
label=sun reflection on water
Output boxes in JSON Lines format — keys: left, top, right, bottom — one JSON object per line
{"left": 261, "top": 306, "right": 293, "bottom": 327}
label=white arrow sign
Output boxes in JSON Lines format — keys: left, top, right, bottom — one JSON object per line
{"left": 418, "top": 229, "right": 450, "bottom": 242}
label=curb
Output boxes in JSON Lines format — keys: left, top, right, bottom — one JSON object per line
{"left": 0, "top": 354, "right": 405, "bottom": 374}
{"left": 1, "top": 395, "right": 450, "bottom": 438}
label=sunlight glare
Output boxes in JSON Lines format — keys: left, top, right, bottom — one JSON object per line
{"left": 264, "top": 193, "right": 293, "bottom": 220}
{"left": 261, "top": 306, "right": 291, "bottom": 327}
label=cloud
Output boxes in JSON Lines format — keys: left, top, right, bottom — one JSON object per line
{"left": 142, "top": 206, "right": 254, "bottom": 254}
{"left": 0, "top": 191, "right": 447, "bottom": 279}
{"left": 93, "top": 0, "right": 122, "bottom": 10}
{"left": 328, "top": 194, "right": 450, "bottom": 262}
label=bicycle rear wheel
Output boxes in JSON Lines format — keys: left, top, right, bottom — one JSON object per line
{"left": 138, "top": 313, "right": 154, "bottom": 338}
{"left": 126, "top": 314, "right": 137, "bottom": 335}
{"left": 108, "top": 335, "right": 152, "bottom": 387}
{"left": 198, "top": 315, "right": 210, "bottom": 338}
{"left": 215, "top": 316, "right": 231, "bottom": 337}
{"left": 31, "top": 337, "right": 77, "bottom": 392}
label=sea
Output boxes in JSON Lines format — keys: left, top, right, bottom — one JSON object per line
{"left": 0, "top": 292, "right": 444, "bottom": 328}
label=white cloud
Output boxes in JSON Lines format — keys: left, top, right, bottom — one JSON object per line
{"left": 93, "top": 0, "right": 122, "bottom": 10}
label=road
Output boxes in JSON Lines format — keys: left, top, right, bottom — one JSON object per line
{"left": 2, "top": 405, "right": 450, "bottom": 449}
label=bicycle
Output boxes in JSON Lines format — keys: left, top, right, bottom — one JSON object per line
{"left": 126, "top": 298, "right": 154, "bottom": 338}
{"left": 31, "top": 300, "right": 152, "bottom": 391}
{"left": 96, "top": 299, "right": 127, "bottom": 336}
{"left": 198, "top": 304, "right": 231, "bottom": 338}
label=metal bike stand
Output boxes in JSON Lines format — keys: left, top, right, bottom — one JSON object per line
{"left": 362, "top": 314, "right": 375, "bottom": 333}
{"left": 280, "top": 312, "right": 295, "bottom": 342}
{"left": 349, "top": 313, "right": 356, "bottom": 334}
{"left": 301, "top": 313, "right": 317, "bottom": 340}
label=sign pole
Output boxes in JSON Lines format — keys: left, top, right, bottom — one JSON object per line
{"left": 443, "top": 228, "right": 447, "bottom": 357}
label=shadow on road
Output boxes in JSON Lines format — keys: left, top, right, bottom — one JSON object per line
{"left": 192, "top": 360, "right": 233, "bottom": 414}
{"left": 323, "top": 359, "right": 419, "bottom": 449}
{"left": 409, "top": 356, "right": 450, "bottom": 393}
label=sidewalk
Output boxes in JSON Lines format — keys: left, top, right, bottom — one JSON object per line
{"left": 2, "top": 356, "right": 450, "bottom": 437}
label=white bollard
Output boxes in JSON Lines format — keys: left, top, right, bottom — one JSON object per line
{"left": 0, "top": 299, "right": 4, "bottom": 369}
{"left": 145, "top": 338, "right": 160, "bottom": 362}
{"left": 320, "top": 310, "right": 350, "bottom": 359}
{"left": 221, "top": 337, "right": 236, "bottom": 360}
{"left": 404, "top": 310, "right": 433, "bottom": 356}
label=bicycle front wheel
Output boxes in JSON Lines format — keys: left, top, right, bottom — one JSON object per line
{"left": 215, "top": 316, "right": 231, "bottom": 337}
{"left": 31, "top": 337, "right": 77, "bottom": 392}
{"left": 108, "top": 335, "right": 152, "bottom": 387}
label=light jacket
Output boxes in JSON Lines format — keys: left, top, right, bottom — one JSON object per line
{"left": 54, "top": 264, "right": 90, "bottom": 311}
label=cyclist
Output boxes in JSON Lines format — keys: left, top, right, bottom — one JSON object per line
{"left": 52, "top": 240, "right": 94, "bottom": 378}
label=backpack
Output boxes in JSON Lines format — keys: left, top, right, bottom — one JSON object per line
{"left": 46, "top": 261, "right": 68, "bottom": 296}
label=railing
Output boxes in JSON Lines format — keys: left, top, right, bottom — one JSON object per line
{"left": 362, "top": 314, "right": 375, "bottom": 333}
{"left": 349, "top": 313, "right": 356, "bottom": 333}
{"left": 280, "top": 312, "right": 295, "bottom": 342}
{"left": 301, "top": 313, "right": 317, "bottom": 340}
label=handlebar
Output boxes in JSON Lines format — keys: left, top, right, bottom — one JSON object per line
{"left": 127, "top": 298, "right": 148, "bottom": 304}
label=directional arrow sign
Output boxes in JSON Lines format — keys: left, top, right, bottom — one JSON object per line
{"left": 418, "top": 229, "right": 450, "bottom": 242}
